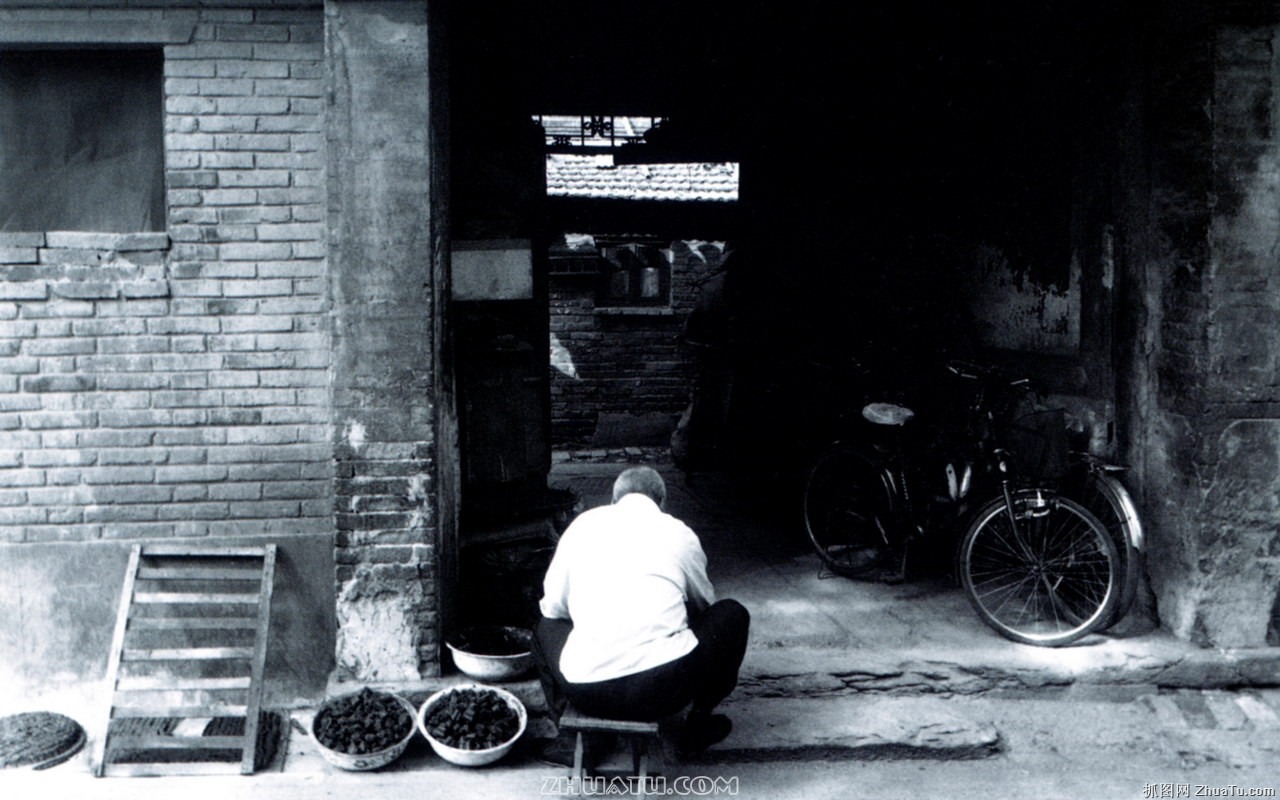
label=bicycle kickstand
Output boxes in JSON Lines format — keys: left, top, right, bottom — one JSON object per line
{"left": 882, "top": 546, "right": 909, "bottom": 585}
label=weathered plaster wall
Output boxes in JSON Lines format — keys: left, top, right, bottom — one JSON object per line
{"left": 1139, "top": 7, "right": 1280, "bottom": 647}
{"left": 1134, "top": 1, "right": 1217, "bottom": 645}
{"left": 1197, "top": 22, "right": 1280, "bottom": 645}
{"left": 951, "top": 17, "right": 1126, "bottom": 449}
{"left": 326, "top": 0, "right": 447, "bottom": 680}
{"left": 964, "top": 243, "right": 1080, "bottom": 356}
{"left": 0, "top": 536, "right": 334, "bottom": 706}
{"left": 1197, "top": 421, "right": 1280, "bottom": 643}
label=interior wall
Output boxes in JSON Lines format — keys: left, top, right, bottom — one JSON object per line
{"left": 724, "top": 7, "right": 1132, "bottom": 468}
{"left": 962, "top": 244, "right": 1081, "bottom": 356}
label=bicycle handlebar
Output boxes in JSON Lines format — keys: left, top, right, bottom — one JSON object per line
{"left": 947, "top": 360, "right": 1036, "bottom": 394}
{"left": 947, "top": 360, "right": 984, "bottom": 381}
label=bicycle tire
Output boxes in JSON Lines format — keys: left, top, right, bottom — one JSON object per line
{"left": 958, "top": 490, "right": 1120, "bottom": 646}
{"left": 802, "top": 447, "right": 897, "bottom": 577}
{"left": 1070, "top": 471, "right": 1143, "bottom": 629}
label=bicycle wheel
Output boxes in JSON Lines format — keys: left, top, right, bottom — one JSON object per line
{"left": 802, "top": 447, "right": 897, "bottom": 577}
{"left": 1069, "top": 470, "right": 1143, "bottom": 629}
{"left": 958, "top": 491, "right": 1119, "bottom": 646}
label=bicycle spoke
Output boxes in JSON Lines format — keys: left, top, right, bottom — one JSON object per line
{"left": 979, "top": 512, "right": 1036, "bottom": 567}
{"left": 961, "top": 495, "right": 1119, "bottom": 645}
{"left": 989, "top": 572, "right": 1041, "bottom": 622}
{"left": 1040, "top": 574, "right": 1070, "bottom": 630}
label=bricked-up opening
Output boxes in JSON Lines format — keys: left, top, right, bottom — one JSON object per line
{"left": 0, "top": 49, "right": 165, "bottom": 232}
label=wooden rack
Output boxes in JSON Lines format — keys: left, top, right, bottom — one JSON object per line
{"left": 93, "top": 544, "right": 277, "bottom": 777}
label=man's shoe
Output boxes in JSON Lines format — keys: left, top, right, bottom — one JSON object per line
{"left": 676, "top": 714, "right": 732, "bottom": 758}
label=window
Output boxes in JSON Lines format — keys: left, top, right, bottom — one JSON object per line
{"left": 533, "top": 115, "right": 664, "bottom": 151}
{"left": 597, "top": 241, "right": 670, "bottom": 307}
{"left": 0, "top": 49, "right": 165, "bottom": 232}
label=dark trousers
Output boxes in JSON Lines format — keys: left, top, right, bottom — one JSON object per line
{"left": 532, "top": 599, "right": 750, "bottom": 724}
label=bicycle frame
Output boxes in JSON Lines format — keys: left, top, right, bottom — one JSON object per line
{"left": 823, "top": 368, "right": 1019, "bottom": 554}
{"left": 806, "top": 360, "right": 1070, "bottom": 574}
{"left": 804, "top": 358, "right": 1138, "bottom": 645}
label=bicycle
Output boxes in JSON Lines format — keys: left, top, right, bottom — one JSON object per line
{"left": 802, "top": 360, "right": 1140, "bottom": 647}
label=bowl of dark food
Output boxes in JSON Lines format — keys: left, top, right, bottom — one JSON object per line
{"left": 447, "top": 625, "right": 534, "bottom": 682}
{"left": 311, "top": 687, "right": 417, "bottom": 771}
{"left": 417, "top": 685, "right": 527, "bottom": 767}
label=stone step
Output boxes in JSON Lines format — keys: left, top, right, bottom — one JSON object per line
{"left": 697, "top": 696, "right": 1001, "bottom": 763}
{"left": 575, "top": 695, "right": 1003, "bottom": 771}
{"left": 736, "top": 642, "right": 1280, "bottom": 698}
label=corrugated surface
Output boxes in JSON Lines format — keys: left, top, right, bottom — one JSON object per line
{"left": 546, "top": 155, "right": 739, "bottom": 202}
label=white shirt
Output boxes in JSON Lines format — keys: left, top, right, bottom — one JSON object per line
{"left": 539, "top": 493, "right": 717, "bottom": 684}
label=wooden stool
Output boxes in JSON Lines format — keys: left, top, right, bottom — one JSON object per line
{"left": 558, "top": 706, "right": 661, "bottom": 789}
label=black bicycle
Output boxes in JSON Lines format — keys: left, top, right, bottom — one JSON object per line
{"left": 802, "top": 360, "right": 1143, "bottom": 647}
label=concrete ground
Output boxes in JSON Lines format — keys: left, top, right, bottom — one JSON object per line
{"left": 551, "top": 457, "right": 1280, "bottom": 696}
{"left": 6, "top": 455, "right": 1280, "bottom": 798}
{"left": 10, "top": 684, "right": 1280, "bottom": 799}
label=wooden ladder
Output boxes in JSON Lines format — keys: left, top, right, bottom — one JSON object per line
{"left": 93, "top": 544, "right": 277, "bottom": 777}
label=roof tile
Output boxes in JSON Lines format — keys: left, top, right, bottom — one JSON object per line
{"left": 545, "top": 154, "right": 739, "bottom": 202}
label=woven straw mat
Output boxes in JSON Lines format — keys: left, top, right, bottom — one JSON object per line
{"left": 0, "top": 711, "right": 87, "bottom": 770}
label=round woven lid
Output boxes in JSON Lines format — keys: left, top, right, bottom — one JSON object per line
{"left": 0, "top": 712, "right": 87, "bottom": 770}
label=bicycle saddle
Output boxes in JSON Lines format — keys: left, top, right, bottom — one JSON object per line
{"left": 862, "top": 402, "right": 915, "bottom": 426}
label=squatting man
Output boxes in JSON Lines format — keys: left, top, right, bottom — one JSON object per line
{"left": 532, "top": 465, "right": 751, "bottom": 765}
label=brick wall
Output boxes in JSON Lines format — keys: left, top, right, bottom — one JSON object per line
{"left": 1134, "top": 2, "right": 1280, "bottom": 647}
{"left": 0, "top": 3, "right": 331, "bottom": 544}
{"left": 548, "top": 238, "right": 726, "bottom": 446}
{"left": 1209, "top": 23, "right": 1280, "bottom": 406}
{"left": 1192, "top": 18, "right": 1280, "bottom": 645}
{"left": 1132, "top": 1, "right": 1222, "bottom": 643}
